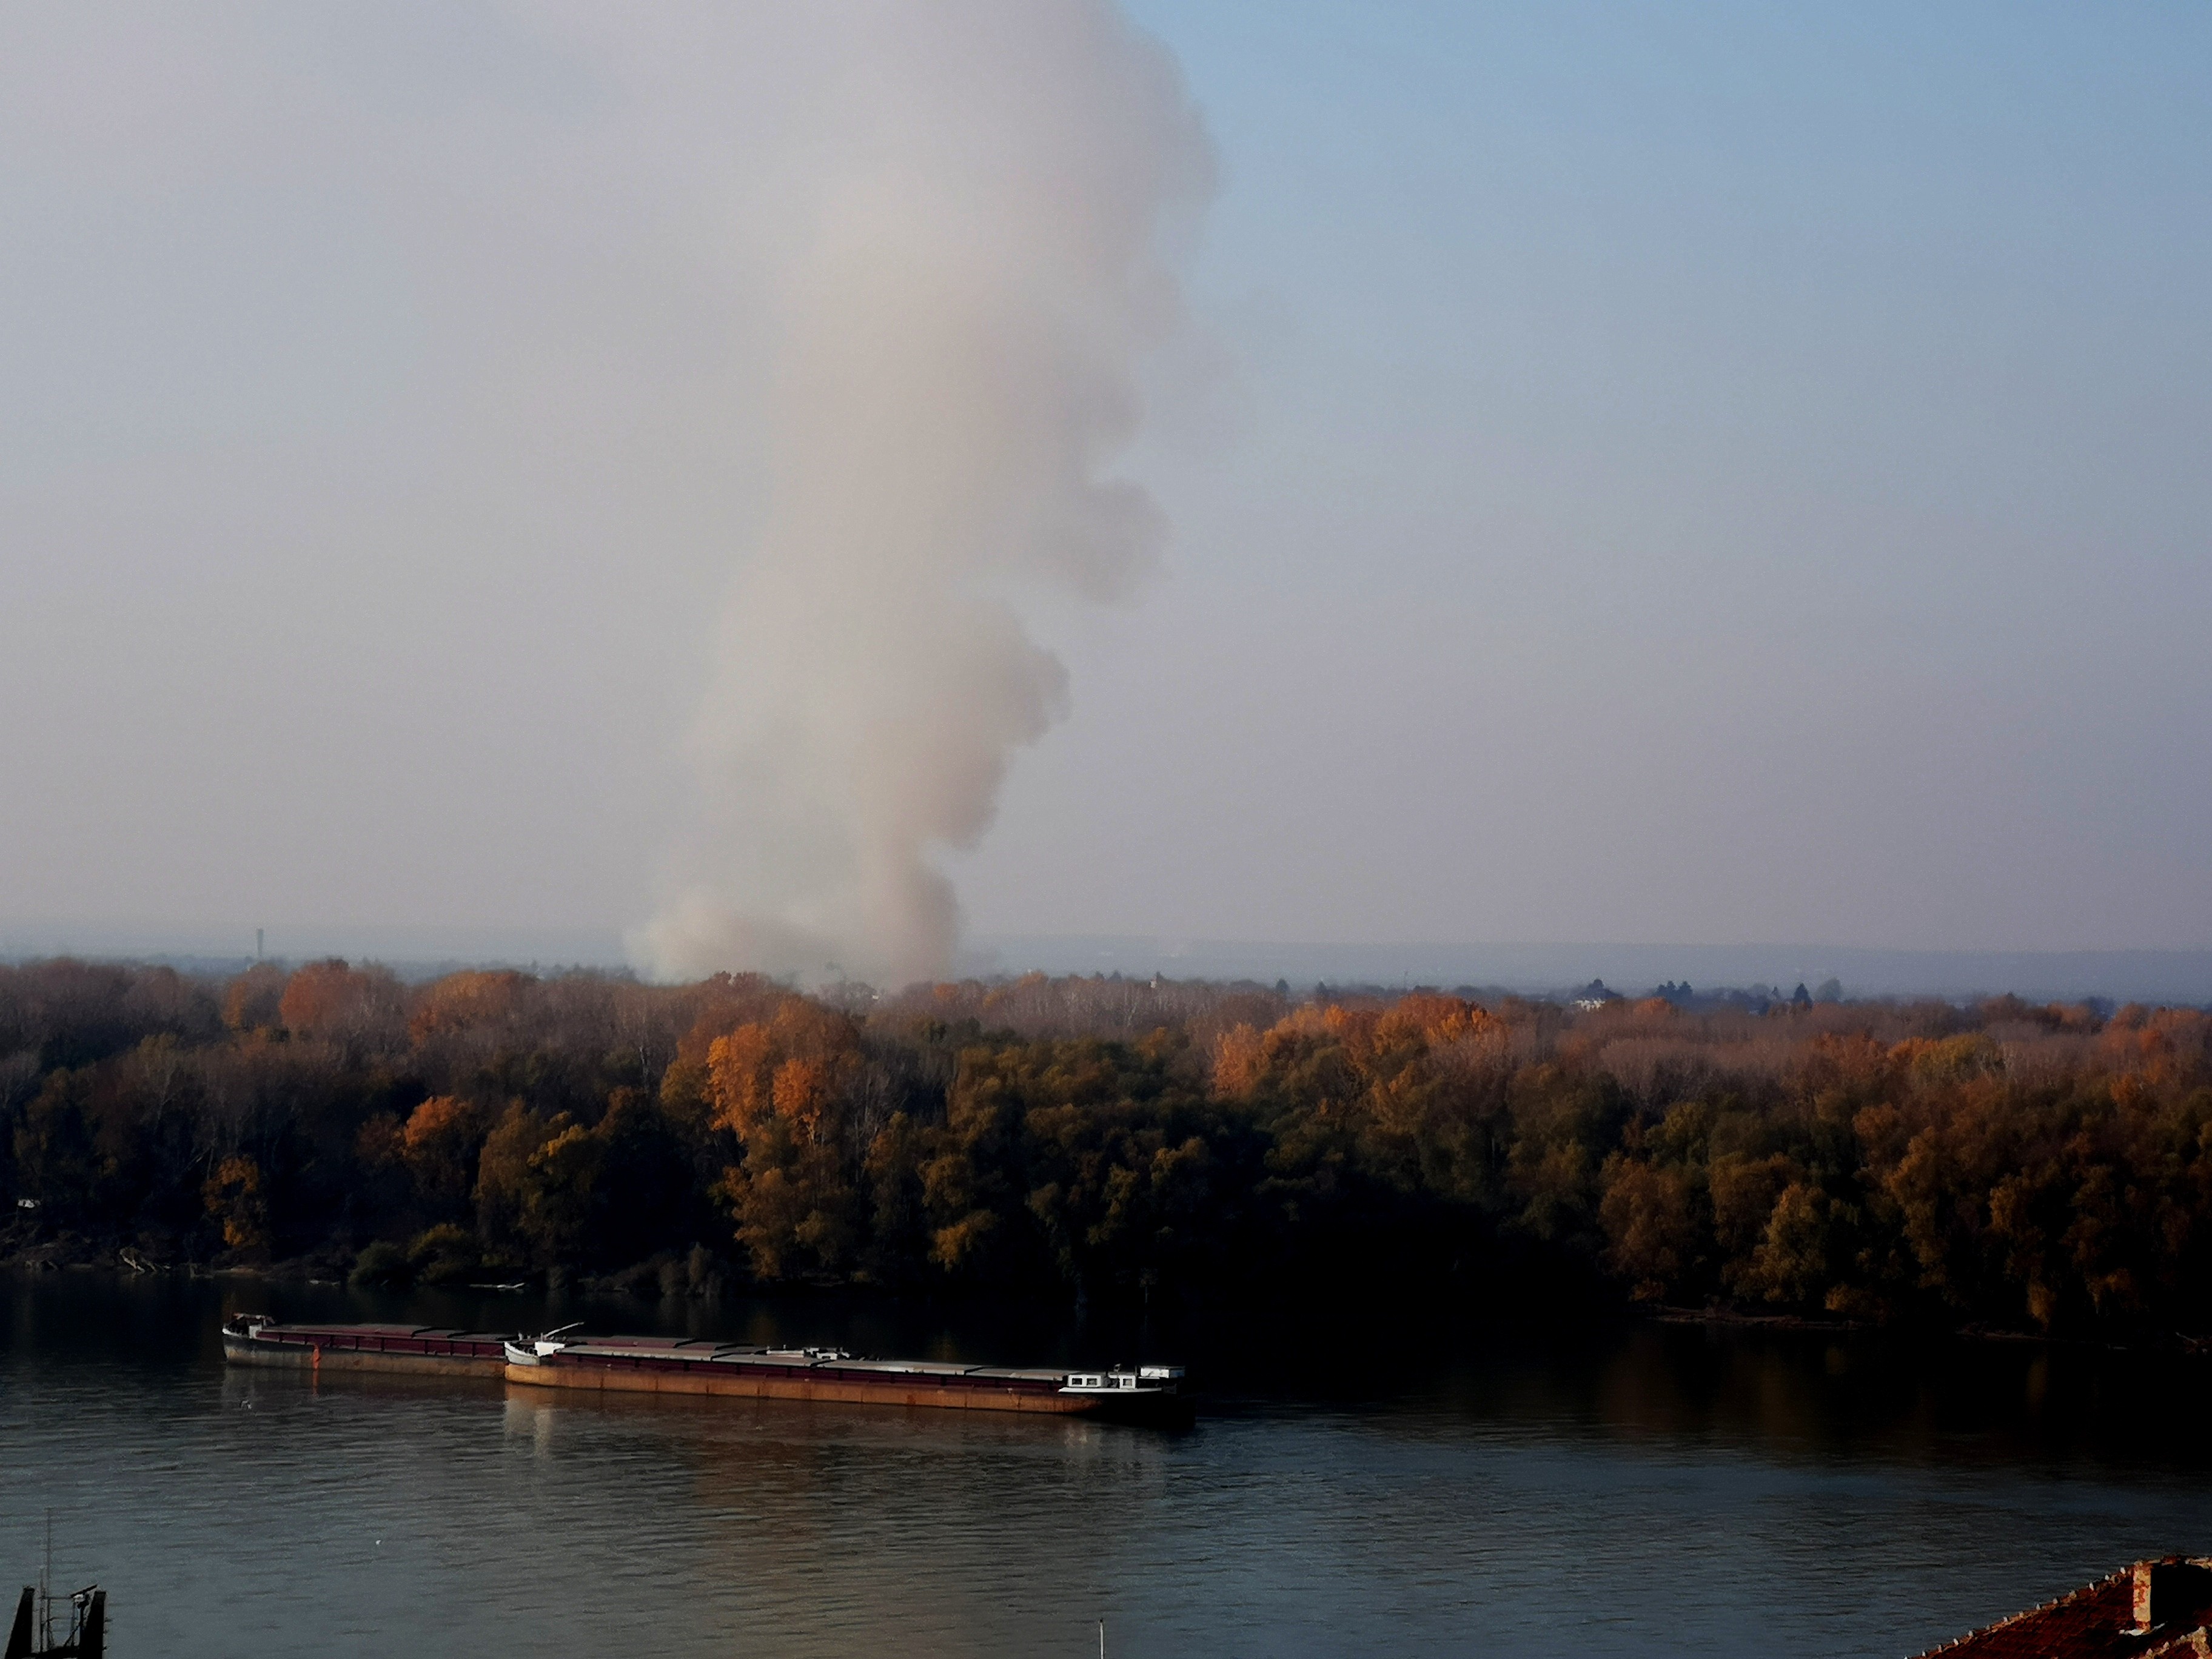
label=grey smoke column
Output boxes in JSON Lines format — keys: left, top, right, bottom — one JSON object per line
{"left": 637, "top": 1, "right": 1210, "bottom": 988}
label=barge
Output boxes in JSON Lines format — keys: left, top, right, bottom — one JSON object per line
{"left": 503, "top": 1332, "right": 1189, "bottom": 1424}
{"left": 221, "top": 1316, "right": 511, "bottom": 1377}
{"left": 220, "top": 1317, "right": 1189, "bottom": 1424}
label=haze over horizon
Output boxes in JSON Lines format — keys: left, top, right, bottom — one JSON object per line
{"left": 7, "top": 913, "right": 2212, "bottom": 1009}
{"left": 5, "top": 2, "right": 2208, "bottom": 982}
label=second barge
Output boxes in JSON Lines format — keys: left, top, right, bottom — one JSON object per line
{"left": 221, "top": 1316, "right": 510, "bottom": 1377}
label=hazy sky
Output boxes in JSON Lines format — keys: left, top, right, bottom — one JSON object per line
{"left": 4, "top": 1, "right": 2208, "bottom": 968}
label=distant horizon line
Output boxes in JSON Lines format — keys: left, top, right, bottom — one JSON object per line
{"left": 1, "top": 920, "right": 2208, "bottom": 1003}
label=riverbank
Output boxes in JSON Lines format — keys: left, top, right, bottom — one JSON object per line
{"left": 1647, "top": 1299, "right": 2212, "bottom": 1357}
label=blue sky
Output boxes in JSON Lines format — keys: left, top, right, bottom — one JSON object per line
{"left": 965, "top": 1, "right": 2212, "bottom": 951}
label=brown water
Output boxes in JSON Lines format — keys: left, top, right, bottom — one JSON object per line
{"left": 2, "top": 1271, "right": 2206, "bottom": 1657}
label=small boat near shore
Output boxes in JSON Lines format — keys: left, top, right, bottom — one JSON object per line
{"left": 5, "top": 1585, "right": 103, "bottom": 1659}
{"left": 220, "top": 1316, "right": 1190, "bottom": 1424}
{"left": 9, "top": 1515, "right": 103, "bottom": 1659}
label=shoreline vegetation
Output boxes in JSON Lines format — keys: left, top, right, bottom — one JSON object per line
{"left": 4, "top": 958, "right": 2211, "bottom": 1349}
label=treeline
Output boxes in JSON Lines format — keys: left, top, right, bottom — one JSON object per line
{"left": 4, "top": 957, "right": 2211, "bottom": 1336}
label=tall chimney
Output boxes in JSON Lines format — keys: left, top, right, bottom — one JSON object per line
{"left": 2131, "top": 1560, "right": 2212, "bottom": 1636}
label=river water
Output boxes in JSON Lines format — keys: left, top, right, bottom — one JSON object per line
{"left": 2, "top": 1272, "right": 2205, "bottom": 1658}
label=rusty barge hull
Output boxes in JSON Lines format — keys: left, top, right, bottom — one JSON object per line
{"left": 508, "top": 1357, "right": 1100, "bottom": 1415}
{"left": 512, "top": 1335, "right": 1191, "bottom": 1424}
{"left": 220, "top": 1323, "right": 509, "bottom": 1378}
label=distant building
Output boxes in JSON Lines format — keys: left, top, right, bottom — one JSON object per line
{"left": 1914, "top": 1559, "right": 2212, "bottom": 1657}
{"left": 1572, "top": 979, "right": 1620, "bottom": 1012}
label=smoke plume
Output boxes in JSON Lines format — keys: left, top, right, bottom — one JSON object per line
{"left": 635, "top": 2, "right": 1210, "bottom": 988}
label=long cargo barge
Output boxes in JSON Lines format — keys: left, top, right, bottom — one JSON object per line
{"left": 503, "top": 1332, "right": 1188, "bottom": 1423}
{"left": 220, "top": 1317, "right": 1189, "bottom": 1424}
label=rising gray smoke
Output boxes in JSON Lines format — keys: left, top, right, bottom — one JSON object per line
{"left": 635, "top": 2, "right": 1210, "bottom": 988}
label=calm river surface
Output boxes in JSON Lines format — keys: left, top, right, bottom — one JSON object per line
{"left": 3, "top": 1272, "right": 2207, "bottom": 1657}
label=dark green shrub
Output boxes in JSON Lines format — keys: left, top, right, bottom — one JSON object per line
{"left": 347, "top": 1239, "right": 414, "bottom": 1289}
{"left": 407, "top": 1222, "right": 481, "bottom": 1285}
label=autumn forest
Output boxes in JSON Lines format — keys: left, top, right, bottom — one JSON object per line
{"left": 4, "top": 957, "right": 2211, "bottom": 1339}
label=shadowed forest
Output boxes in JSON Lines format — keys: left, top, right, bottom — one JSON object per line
{"left": 4, "top": 957, "right": 2211, "bottom": 1338}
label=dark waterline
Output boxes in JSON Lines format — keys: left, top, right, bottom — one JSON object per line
{"left": 2, "top": 1271, "right": 2205, "bottom": 1657}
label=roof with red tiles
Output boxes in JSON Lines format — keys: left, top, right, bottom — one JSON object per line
{"left": 1912, "top": 1561, "right": 2212, "bottom": 1659}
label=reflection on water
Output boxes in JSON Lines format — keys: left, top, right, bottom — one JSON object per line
{"left": 2, "top": 1272, "right": 2205, "bottom": 1658}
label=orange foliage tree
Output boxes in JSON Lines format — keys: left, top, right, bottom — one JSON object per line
{"left": 8, "top": 951, "right": 2212, "bottom": 1336}
{"left": 701, "top": 999, "right": 868, "bottom": 1278}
